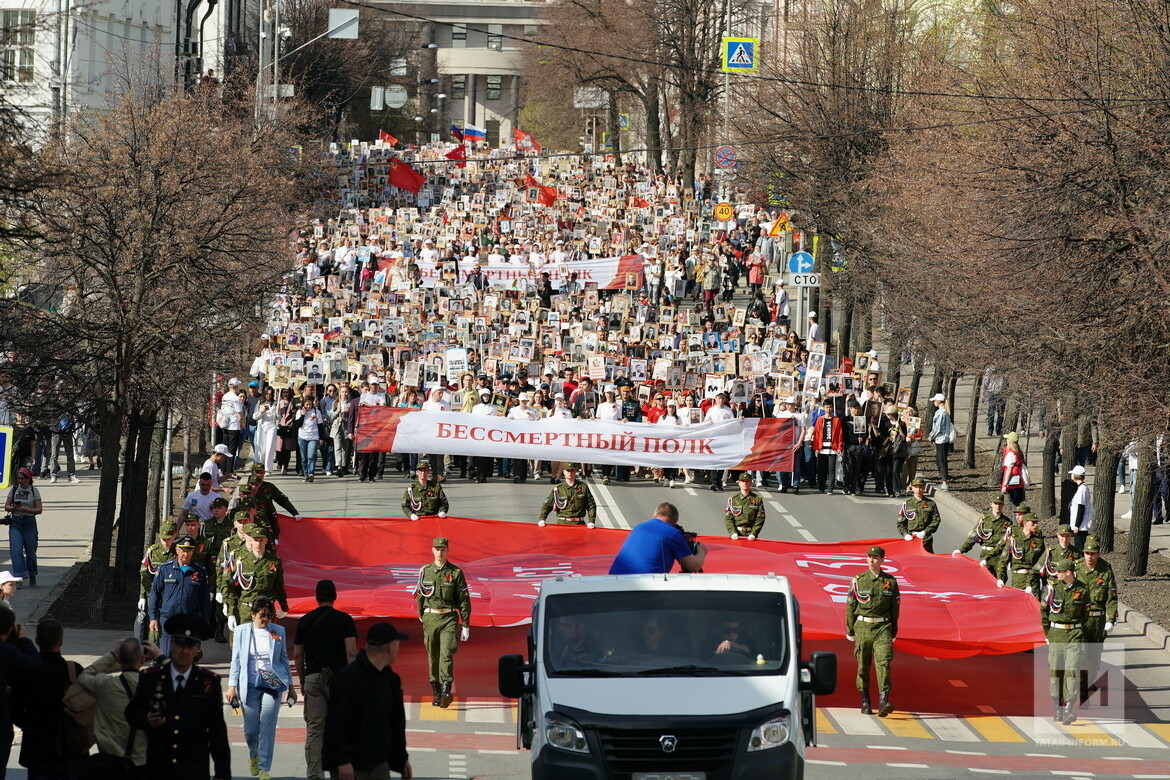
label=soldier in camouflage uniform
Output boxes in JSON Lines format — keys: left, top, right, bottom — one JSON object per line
{"left": 180, "top": 515, "right": 215, "bottom": 574}
{"left": 1040, "top": 524, "right": 1083, "bottom": 595}
{"left": 952, "top": 494, "right": 1012, "bottom": 570}
{"left": 248, "top": 465, "right": 303, "bottom": 539}
{"left": 896, "top": 477, "right": 941, "bottom": 553}
{"left": 993, "top": 513, "right": 1045, "bottom": 598}
{"left": 724, "top": 472, "right": 766, "bottom": 540}
{"left": 1076, "top": 537, "right": 1118, "bottom": 704}
{"left": 413, "top": 536, "right": 472, "bottom": 708}
{"left": 845, "top": 545, "right": 900, "bottom": 717}
{"left": 217, "top": 507, "right": 256, "bottom": 645}
{"left": 537, "top": 464, "right": 597, "bottom": 528}
{"left": 1042, "top": 559, "right": 1089, "bottom": 724}
{"left": 223, "top": 523, "right": 288, "bottom": 634}
{"left": 138, "top": 518, "right": 180, "bottom": 644}
{"left": 402, "top": 460, "right": 450, "bottom": 520}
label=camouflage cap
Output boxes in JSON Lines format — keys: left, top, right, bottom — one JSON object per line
{"left": 561, "top": 463, "right": 580, "bottom": 471}
{"left": 1021, "top": 513, "right": 1039, "bottom": 524}
{"left": 416, "top": 460, "right": 431, "bottom": 470}
{"left": 1013, "top": 504, "right": 1031, "bottom": 514}
{"left": 737, "top": 472, "right": 753, "bottom": 482}
{"left": 242, "top": 523, "right": 268, "bottom": 539}
{"left": 1083, "top": 537, "right": 1102, "bottom": 553}
{"left": 250, "top": 463, "right": 267, "bottom": 473}
{"left": 989, "top": 493, "right": 1006, "bottom": 504}
{"left": 432, "top": 536, "right": 449, "bottom": 548}
{"left": 237, "top": 495, "right": 261, "bottom": 508}
{"left": 868, "top": 545, "right": 886, "bottom": 557}
{"left": 159, "top": 518, "right": 178, "bottom": 537}
{"left": 1054, "top": 559, "right": 1075, "bottom": 572}
{"left": 1055, "top": 524, "right": 1074, "bottom": 535}
{"left": 910, "top": 477, "right": 926, "bottom": 487}
{"left": 211, "top": 497, "right": 230, "bottom": 508}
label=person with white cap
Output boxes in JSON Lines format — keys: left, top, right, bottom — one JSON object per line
{"left": 927, "top": 393, "right": 954, "bottom": 490}
{"left": 806, "top": 311, "right": 821, "bottom": 343}
{"left": 217, "top": 377, "right": 245, "bottom": 468}
{"left": 1067, "top": 465, "right": 1094, "bottom": 550}
{"left": 199, "top": 443, "right": 235, "bottom": 492}
{"left": 506, "top": 393, "right": 539, "bottom": 482}
{"left": 0, "top": 571, "right": 19, "bottom": 609}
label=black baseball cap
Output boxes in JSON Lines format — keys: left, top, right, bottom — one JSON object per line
{"left": 367, "top": 622, "right": 409, "bottom": 646}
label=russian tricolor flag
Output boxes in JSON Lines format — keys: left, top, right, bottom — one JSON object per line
{"left": 463, "top": 124, "right": 487, "bottom": 140}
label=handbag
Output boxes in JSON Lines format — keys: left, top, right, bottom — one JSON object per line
{"left": 275, "top": 424, "right": 294, "bottom": 437}
{"left": 258, "top": 668, "right": 286, "bottom": 692}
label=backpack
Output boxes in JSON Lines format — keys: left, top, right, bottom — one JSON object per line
{"left": 61, "top": 662, "right": 97, "bottom": 757}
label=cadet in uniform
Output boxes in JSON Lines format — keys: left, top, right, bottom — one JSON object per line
{"left": 248, "top": 465, "right": 303, "bottom": 541}
{"left": 181, "top": 515, "right": 216, "bottom": 574}
{"left": 845, "top": 545, "right": 900, "bottom": 717}
{"left": 148, "top": 537, "right": 212, "bottom": 655}
{"left": 897, "top": 477, "right": 941, "bottom": 553}
{"left": 224, "top": 524, "right": 289, "bottom": 636}
{"left": 537, "top": 464, "right": 597, "bottom": 528}
{"left": 994, "top": 513, "right": 1045, "bottom": 598}
{"left": 1040, "top": 524, "right": 1083, "bottom": 594}
{"left": 413, "top": 536, "right": 471, "bottom": 708}
{"left": 952, "top": 494, "right": 1012, "bottom": 569}
{"left": 1076, "top": 537, "right": 1117, "bottom": 703}
{"left": 402, "top": 460, "right": 450, "bottom": 520}
{"left": 724, "top": 472, "right": 766, "bottom": 540}
{"left": 139, "top": 518, "right": 180, "bottom": 644}
{"left": 1042, "top": 559, "right": 1089, "bottom": 724}
{"left": 125, "top": 614, "right": 231, "bottom": 780}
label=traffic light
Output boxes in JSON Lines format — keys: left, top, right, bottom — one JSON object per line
{"left": 584, "top": 117, "right": 596, "bottom": 136}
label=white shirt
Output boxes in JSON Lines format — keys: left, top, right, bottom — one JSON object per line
{"left": 472, "top": 402, "right": 498, "bottom": 416}
{"left": 704, "top": 405, "right": 735, "bottom": 423}
{"left": 200, "top": 457, "right": 223, "bottom": 487}
{"left": 359, "top": 390, "right": 386, "bottom": 406}
{"left": 508, "top": 405, "right": 538, "bottom": 421}
{"left": 595, "top": 401, "right": 621, "bottom": 421}
{"left": 1070, "top": 482, "right": 1094, "bottom": 533}
{"left": 181, "top": 488, "right": 217, "bottom": 521}
{"left": 219, "top": 391, "right": 244, "bottom": 430}
{"left": 422, "top": 400, "right": 449, "bottom": 412}
{"left": 548, "top": 406, "right": 573, "bottom": 419}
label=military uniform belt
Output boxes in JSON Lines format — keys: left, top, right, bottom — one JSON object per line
{"left": 424, "top": 607, "right": 454, "bottom": 614}
{"left": 1013, "top": 568, "right": 1033, "bottom": 574}
{"left": 856, "top": 616, "right": 888, "bottom": 624}
{"left": 1049, "top": 622, "right": 1081, "bottom": 630}
{"left": 1086, "top": 609, "right": 1104, "bottom": 617}
{"left": 981, "top": 545, "right": 996, "bottom": 551}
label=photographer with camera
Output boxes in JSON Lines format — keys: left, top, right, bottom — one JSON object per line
{"left": 609, "top": 502, "right": 707, "bottom": 575}
{"left": 3, "top": 467, "right": 42, "bottom": 587}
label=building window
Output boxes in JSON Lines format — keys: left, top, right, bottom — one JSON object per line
{"left": 523, "top": 25, "right": 538, "bottom": 38}
{"left": 451, "top": 24, "right": 466, "bottom": 49}
{"left": 389, "top": 58, "right": 407, "bottom": 77}
{"left": 486, "top": 75, "right": 501, "bottom": 101}
{"left": 1, "top": 9, "right": 35, "bottom": 83}
{"left": 487, "top": 24, "right": 502, "bottom": 51}
{"left": 450, "top": 74, "right": 466, "bottom": 99}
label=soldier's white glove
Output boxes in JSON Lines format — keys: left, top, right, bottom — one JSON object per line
{"left": 903, "top": 534, "right": 912, "bottom": 541}
{"left": 460, "top": 626, "right": 470, "bottom": 642}
{"left": 410, "top": 513, "right": 419, "bottom": 521}
{"left": 1024, "top": 586, "right": 1033, "bottom": 595}
{"left": 951, "top": 550, "right": 961, "bottom": 557}
{"left": 538, "top": 520, "right": 546, "bottom": 527}
{"left": 996, "top": 579, "right": 1004, "bottom": 588}
{"left": 294, "top": 515, "right": 303, "bottom": 523}
{"left": 978, "top": 559, "right": 987, "bottom": 568}
{"left": 1045, "top": 638, "right": 1050, "bottom": 645}
{"left": 137, "top": 598, "right": 146, "bottom": 611}
{"left": 913, "top": 531, "right": 925, "bottom": 539}
{"left": 216, "top": 592, "right": 224, "bottom": 603}
{"left": 846, "top": 634, "right": 855, "bottom": 642}
{"left": 747, "top": 534, "right": 756, "bottom": 540}
{"left": 731, "top": 533, "right": 739, "bottom": 540}
{"left": 227, "top": 616, "right": 238, "bottom": 631}
{"left": 1104, "top": 622, "right": 1114, "bottom": 633}
{"left": 586, "top": 522, "right": 595, "bottom": 529}
{"left": 438, "top": 511, "right": 447, "bottom": 518}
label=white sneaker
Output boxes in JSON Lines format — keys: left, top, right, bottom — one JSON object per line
{"left": 938, "top": 482, "right": 949, "bottom": 491}
{"left": 50, "top": 474, "right": 58, "bottom": 483}
{"left": 538, "top": 520, "right": 546, "bottom": 527}
{"left": 1121, "top": 511, "right": 1132, "bottom": 520}
{"left": 1117, "top": 486, "right": 1126, "bottom": 494}
{"left": 586, "top": 523, "right": 595, "bottom": 529}
{"left": 69, "top": 475, "right": 80, "bottom": 484}
{"left": 668, "top": 479, "right": 675, "bottom": 489}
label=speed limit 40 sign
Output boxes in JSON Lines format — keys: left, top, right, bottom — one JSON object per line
{"left": 714, "top": 202, "right": 734, "bottom": 221}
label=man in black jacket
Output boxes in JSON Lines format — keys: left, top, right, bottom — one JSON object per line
{"left": 325, "top": 622, "right": 413, "bottom": 780}
{"left": 14, "top": 619, "right": 85, "bottom": 778}
{"left": 0, "top": 607, "right": 40, "bottom": 779}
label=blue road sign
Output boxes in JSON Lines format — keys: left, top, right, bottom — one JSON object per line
{"left": 788, "top": 251, "right": 815, "bottom": 274}
{"left": 0, "top": 425, "right": 11, "bottom": 490}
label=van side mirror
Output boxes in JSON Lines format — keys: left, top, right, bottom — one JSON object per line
{"left": 499, "top": 653, "right": 531, "bottom": 698}
{"left": 809, "top": 651, "right": 836, "bottom": 696}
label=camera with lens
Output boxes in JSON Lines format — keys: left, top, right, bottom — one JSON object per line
{"left": 676, "top": 525, "right": 700, "bottom": 556}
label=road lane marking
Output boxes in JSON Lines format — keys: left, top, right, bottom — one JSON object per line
{"left": 945, "top": 749, "right": 986, "bottom": 755}
{"left": 1142, "top": 722, "right": 1170, "bottom": 745}
{"left": 419, "top": 701, "right": 460, "bottom": 721}
{"left": 887, "top": 764, "right": 929, "bottom": 769}
{"left": 970, "top": 770, "right": 1010, "bottom": 775}
{"left": 797, "top": 528, "right": 817, "bottom": 541}
{"left": 808, "top": 760, "right": 847, "bottom": 766}
{"left": 882, "top": 714, "right": 933, "bottom": 739}
{"left": 465, "top": 707, "right": 506, "bottom": 723}
{"left": 864, "top": 745, "right": 908, "bottom": 750}
{"left": 1099, "top": 720, "right": 1166, "bottom": 749}
{"left": 949, "top": 679, "right": 968, "bottom": 687}
{"left": 1053, "top": 719, "right": 1123, "bottom": 747}
{"left": 923, "top": 716, "right": 980, "bottom": 742}
{"left": 1008, "top": 715, "right": 1066, "bottom": 743}
{"left": 825, "top": 708, "right": 885, "bottom": 735}
{"left": 589, "top": 478, "right": 630, "bottom": 529}
{"left": 976, "top": 704, "right": 997, "bottom": 713}
{"left": 815, "top": 709, "right": 836, "bottom": 735}
{"left": 964, "top": 716, "right": 1027, "bottom": 742}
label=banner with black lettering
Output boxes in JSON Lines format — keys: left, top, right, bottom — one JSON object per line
{"left": 412, "top": 254, "right": 645, "bottom": 290}
{"left": 354, "top": 408, "right": 796, "bottom": 472}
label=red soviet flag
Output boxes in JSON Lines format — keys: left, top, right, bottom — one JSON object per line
{"left": 525, "top": 174, "right": 557, "bottom": 206}
{"left": 378, "top": 130, "right": 398, "bottom": 146}
{"left": 444, "top": 144, "right": 468, "bottom": 169}
{"left": 513, "top": 127, "right": 541, "bottom": 153}
{"left": 389, "top": 159, "right": 426, "bottom": 193}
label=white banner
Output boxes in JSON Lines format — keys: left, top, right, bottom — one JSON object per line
{"left": 410, "top": 254, "right": 644, "bottom": 290}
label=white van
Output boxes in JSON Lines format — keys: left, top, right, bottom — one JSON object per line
{"left": 499, "top": 573, "right": 836, "bottom": 780}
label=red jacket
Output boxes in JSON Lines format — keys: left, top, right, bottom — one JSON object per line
{"left": 812, "top": 415, "right": 843, "bottom": 453}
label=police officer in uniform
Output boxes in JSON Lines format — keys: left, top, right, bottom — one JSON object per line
{"left": 224, "top": 524, "right": 289, "bottom": 638}
{"left": 1042, "top": 559, "right": 1089, "bottom": 724}
{"left": 952, "top": 494, "right": 1012, "bottom": 570}
{"left": 897, "top": 477, "right": 941, "bottom": 552}
{"left": 414, "top": 537, "right": 471, "bottom": 708}
{"left": 537, "top": 464, "right": 598, "bottom": 528}
{"left": 1076, "top": 537, "right": 1117, "bottom": 703}
{"left": 148, "top": 537, "right": 212, "bottom": 656}
{"left": 139, "top": 518, "right": 180, "bottom": 643}
{"left": 402, "top": 460, "right": 450, "bottom": 520}
{"left": 845, "top": 545, "right": 900, "bottom": 717}
{"left": 125, "top": 614, "right": 231, "bottom": 780}
{"left": 1040, "top": 524, "right": 1083, "bottom": 595}
{"left": 994, "top": 513, "right": 1045, "bottom": 598}
{"left": 724, "top": 472, "right": 766, "bottom": 540}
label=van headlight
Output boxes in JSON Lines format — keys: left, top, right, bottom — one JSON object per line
{"left": 747, "top": 713, "right": 791, "bottom": 751}
{"left": 545, "top": 712, "right": 589, "bottom": 753}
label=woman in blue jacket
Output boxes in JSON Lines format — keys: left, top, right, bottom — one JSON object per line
{"left": 226, "top": 596, "right": 296, "bottom": 779}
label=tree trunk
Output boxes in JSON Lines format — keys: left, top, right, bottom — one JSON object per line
{"left": 90, "top": 402, "right": 123, "bottom": 623}
{"left": 144, "top": 417, "right": 167, "bottom": 543}
{"left": 908, "top": 356, "right": 924, "bottom": 410}
{"left": 1126, "top": 441, "right": 1156, "bottom": 577}
{"left": 113, "top": 408, "right": 158, "bottom": 595}
{"left": 643, "top": 81, "right": 664, "bottom": 175}
{"left": 1040, "top": 421, "right": 1061, "bottom": 518}
{"left": 836, "top": 293, "right": 853, "bottom": 367}
{"left": 965, "top": 372, "right": 983, "bottom": 469}
{"left": 928, "top": 365, "right": 944, "bottom": 399}
{"left": 1092, "top": 443, "right": 1119, "bottom": 554}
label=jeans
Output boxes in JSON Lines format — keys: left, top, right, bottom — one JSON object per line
{"left": 320, "top": 437, "right": 335, "bottom": 473}
{"left": 243, "top": 685, "right": 281, "bottom": 772}
{"left": 298, "top": 438, "right": 319, "bottom": 477}
{"left": 8, "top": 515, "right": 38, "bottom": 579}
{"left": 49, "top": 430, "right": 76, "bottom": 475}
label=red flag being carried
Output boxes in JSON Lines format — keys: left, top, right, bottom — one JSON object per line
{"left": 632, "top": 196, "right": 650, "bottom": 208}
{"left": 525, "top": 174, "right": 557, "bottom": 206}
{"left": 378, "top": 130, "right": 398, "bottom": 146}
{"left": 444, "top": 144, "right": 468, "bottom": 169}
{"left": 513, "top": 127, "right": 541, "bottom": 153}
{"left": 389, "top": 158, "right": 426, "bottom": 193}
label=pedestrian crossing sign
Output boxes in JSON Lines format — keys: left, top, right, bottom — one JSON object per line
{"left": 0, "top": 425, "right": 11, "bottom": 490}
{"left": 722, "top": 37, "right": 759, "bottom": 73}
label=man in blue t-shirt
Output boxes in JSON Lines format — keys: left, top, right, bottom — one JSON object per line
{"left": 609, "top": 502, "right": 708, "bottom": 575}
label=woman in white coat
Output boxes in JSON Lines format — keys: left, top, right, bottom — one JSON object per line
{"left": 253, "top": 387, "right": 279, "bottom": 471}
{"left": 226, "top": 596, "right": 296, "bottom": 779}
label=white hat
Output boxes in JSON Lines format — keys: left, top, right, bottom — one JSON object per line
{"left": 213, "top": 443, "right": 231, "bottom": 456}
{"left": 228, "top": 377, "right": 242, "bottom": 386}
{"left": 808, "top": 311, "right": 817, "bottom": 319}
{"left": 604, "top": 384, "right": 617, "bottom": 393}
{"left": 867, "top": 349, "right": 879, "bottom": 357}
{"left": 1069, "top": 465, "right": 1086, "bottom": 476}
{"left": 554, "top": 392, "right": 565, "bottom": 399}
{"left": 784, "top": 396, "right": 797, "bottom": 404}
{"left": 929, "top": 393, "right": 946, "bottom": 402}
{"left": 518, "top": 392, "right": 531, "bottom": 401}
{"left": 368, "top": 375, "right": 381, "bottom": 384}
{"left": 0, "top": 571, "right": 21, "bottom": 585}
{"left": 479, "top": 390, "right": 492, "bottom": 398}
{"left": 555, "top": 239, "right": 565, "bottom": 244}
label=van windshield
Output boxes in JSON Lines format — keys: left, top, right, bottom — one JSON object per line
{"left": 543, "top": 590, "right": 789, "bottom": 677}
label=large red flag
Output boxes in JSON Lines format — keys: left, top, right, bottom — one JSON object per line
{"left": 525, "top": 174, "right": 557, "bottom": 206}
{"left": 513, "top": 127, "right": 541, "bottom": 153}
{"left": 444, "top": 144, "right": 467, "bottom": 169}
{"left": 378, "top": 129, "right": 398, "bottom": 146}
{"left": 389, "top": 159, "right": 426, "bottom": 193}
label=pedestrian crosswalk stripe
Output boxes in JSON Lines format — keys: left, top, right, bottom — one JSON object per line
{"left": 1141, "top": 722, "right": 1170, "bottom": 744}
{"left": 815, "top": 709, "right": 836, "bottom": 735}
{"left": 1055, "top": 719, "right": 1123, "bottom": 746}
{"left": 963, "top": 715, "right": 1028, "bottom": 743}
{"left": 1007, "top": 715, "right": 1065, "bottom": 743}
{"left": 921, "top": 715, "right": 980, "bottom": 742}
{"left": 825, "top": 708, "right": 886, "bottom": 736}
{"left": 419, "top": 701, "right": 461, "bottom": 721}
{"left": 1100, "top": 719, "right": 1165, "bottom": 749}
{"left": 881, "top": 714, "right": 933, "bottom": 739}
{"left": 464, "top": 705, "right": 506, "bottom": 723}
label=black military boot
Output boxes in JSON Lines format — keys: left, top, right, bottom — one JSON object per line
{"left": 1053, "top": 698, "right": 1063, "bottom": 722}
{"left": 431, "top": 682, "right": 442, "bottom": 707}
{"left": 860, "top": 691, "right": 872, "bottom": 715}
{"left": 877, "top": 691, "right": 893, "bottom": 718}
{"left": 1062, "top": 703, "right": 1077, "bottom": 725}
{"left": 439, "top": 682, "right": 453, "bottom": 709}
